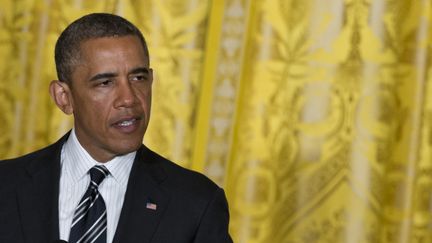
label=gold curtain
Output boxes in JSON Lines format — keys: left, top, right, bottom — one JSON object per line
{"left": 1, "top": 0, "right": 431, "bottom": 242}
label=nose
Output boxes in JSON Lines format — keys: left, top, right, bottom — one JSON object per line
{"left": 114, "top": 81, "right": 138, "bottom": 108}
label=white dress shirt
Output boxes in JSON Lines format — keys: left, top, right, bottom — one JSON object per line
{"left": 58, "top": 129, "right": 135, "bottom": 243}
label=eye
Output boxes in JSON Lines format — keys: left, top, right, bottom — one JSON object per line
{"left": 98, "top": 79, "right": 112, "bottom": 86}
{"left": 131, "top": 75, "right": 148, "bottom": 82}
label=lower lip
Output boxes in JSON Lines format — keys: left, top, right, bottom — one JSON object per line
{"left": 112, "top": 119, "right": 140, "bottom": 133}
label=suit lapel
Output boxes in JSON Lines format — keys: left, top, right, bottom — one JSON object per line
{"left": 113, "top": 145, "right": 170, "bottom": 243}
{"left": 14, "top": 137, "right": 169, "bottom": 243}
{"left": 16, "top": 137, "right": 65, "bottom": 243}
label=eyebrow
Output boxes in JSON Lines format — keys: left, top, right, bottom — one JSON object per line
{"left": 129, "top": 67, "right": 151, "bottom": 75}
{"left": 88, "top": 67, "right": 151, "bottom": 82}
{"left": 89, "top": 72, "right": 117, "bottom": 82}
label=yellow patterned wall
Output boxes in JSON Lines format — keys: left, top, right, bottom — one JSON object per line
{"left": 1, "top": 0, "right": 432, "bottom": 242}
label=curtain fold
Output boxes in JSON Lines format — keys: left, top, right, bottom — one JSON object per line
{"left": 1, "top": 0, "right": 431, "bottom": 242}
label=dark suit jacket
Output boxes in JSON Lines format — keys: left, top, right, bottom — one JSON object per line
{"left": 0, "top": 133, "right": 233, "bottom": 243}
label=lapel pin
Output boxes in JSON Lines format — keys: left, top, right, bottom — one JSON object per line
{"left": 146, "top": 202, "right": 157, "bottom": 210}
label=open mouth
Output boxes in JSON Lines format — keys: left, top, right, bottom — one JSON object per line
{"left": 112, "top": 117, "right": 141, "bottom": 128}
{"left": 117, "top": 119, "right": 136, "bottom": 127}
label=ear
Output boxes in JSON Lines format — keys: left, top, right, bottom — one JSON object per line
{"left": 49, "top": 80, "right": 73, "bottom": 115}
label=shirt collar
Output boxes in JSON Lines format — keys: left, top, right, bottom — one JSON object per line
{"left": 62, "top": 129, "right": 136, "bottom": 185}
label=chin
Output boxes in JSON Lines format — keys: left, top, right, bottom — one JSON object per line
{"left": 114, "top": 142, "right": 142, "bottom": 155}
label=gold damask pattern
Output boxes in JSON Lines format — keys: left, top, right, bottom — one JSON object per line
{"left": 198, "top": 0, "right": 250, "bottom": 186}
{"left": 139, "top": 0, "right": 211, "bottom": 168}
{"left": 1, "top": 0, "right": 432, "bottom": 243}
{"left": 225, "top": 0, "right": 432, "bottom": 242}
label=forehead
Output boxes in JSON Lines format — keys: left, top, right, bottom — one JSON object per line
{"left": 69, "top": 36, "right": 150, "bottom": 83}
{"left": 77, "top": 36, "right": 149, "bottom": 65}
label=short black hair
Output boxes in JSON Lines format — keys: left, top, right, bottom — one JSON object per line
{"left": 55, "top": 13, "right": 149, "bottom": 83}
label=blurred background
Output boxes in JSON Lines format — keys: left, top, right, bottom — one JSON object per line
{"left": 1, "top": 0, "right": 432, "bottom": 242}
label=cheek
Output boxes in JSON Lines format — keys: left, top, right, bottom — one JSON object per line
{"left": 77, "top": 95, "right": 111, "bottom": 121}
{"left": 92, "top": 97, "right": 113, "bottom": 117}
{"left": 137, "top": 89, "right": 152, "bottom": 107}
{"left": 70, "top": 86, "right": 114, "bottom": 125}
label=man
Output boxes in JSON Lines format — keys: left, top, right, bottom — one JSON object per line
{"left": 0, "top": 13, "right": 232, "bottom": 243}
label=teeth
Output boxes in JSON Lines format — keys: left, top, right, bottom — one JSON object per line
{"left": 118, "top": 119, "right": 134, "bottom": 127}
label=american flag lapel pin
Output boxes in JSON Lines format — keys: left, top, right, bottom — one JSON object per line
{"left": 146, "top": 202, "right": 157, "bottom": 210}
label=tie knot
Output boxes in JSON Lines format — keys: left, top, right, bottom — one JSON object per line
{"left": 89, "top": 165, "right": 109, "bottom": 186}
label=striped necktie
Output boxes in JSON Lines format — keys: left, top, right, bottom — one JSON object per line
{"left": 69, "top": 165, "right": 110, "bottom": 243}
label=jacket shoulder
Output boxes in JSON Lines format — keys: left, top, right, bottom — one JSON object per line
{"left": 143, "top": 147, "right": 222, "bottom": 198}
{"left": 0, "top": 135, "right": 66, "bottom": 184}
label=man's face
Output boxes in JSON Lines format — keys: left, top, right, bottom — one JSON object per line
{"left": 66, "top": 36, "right": 152, "bottom": 162}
